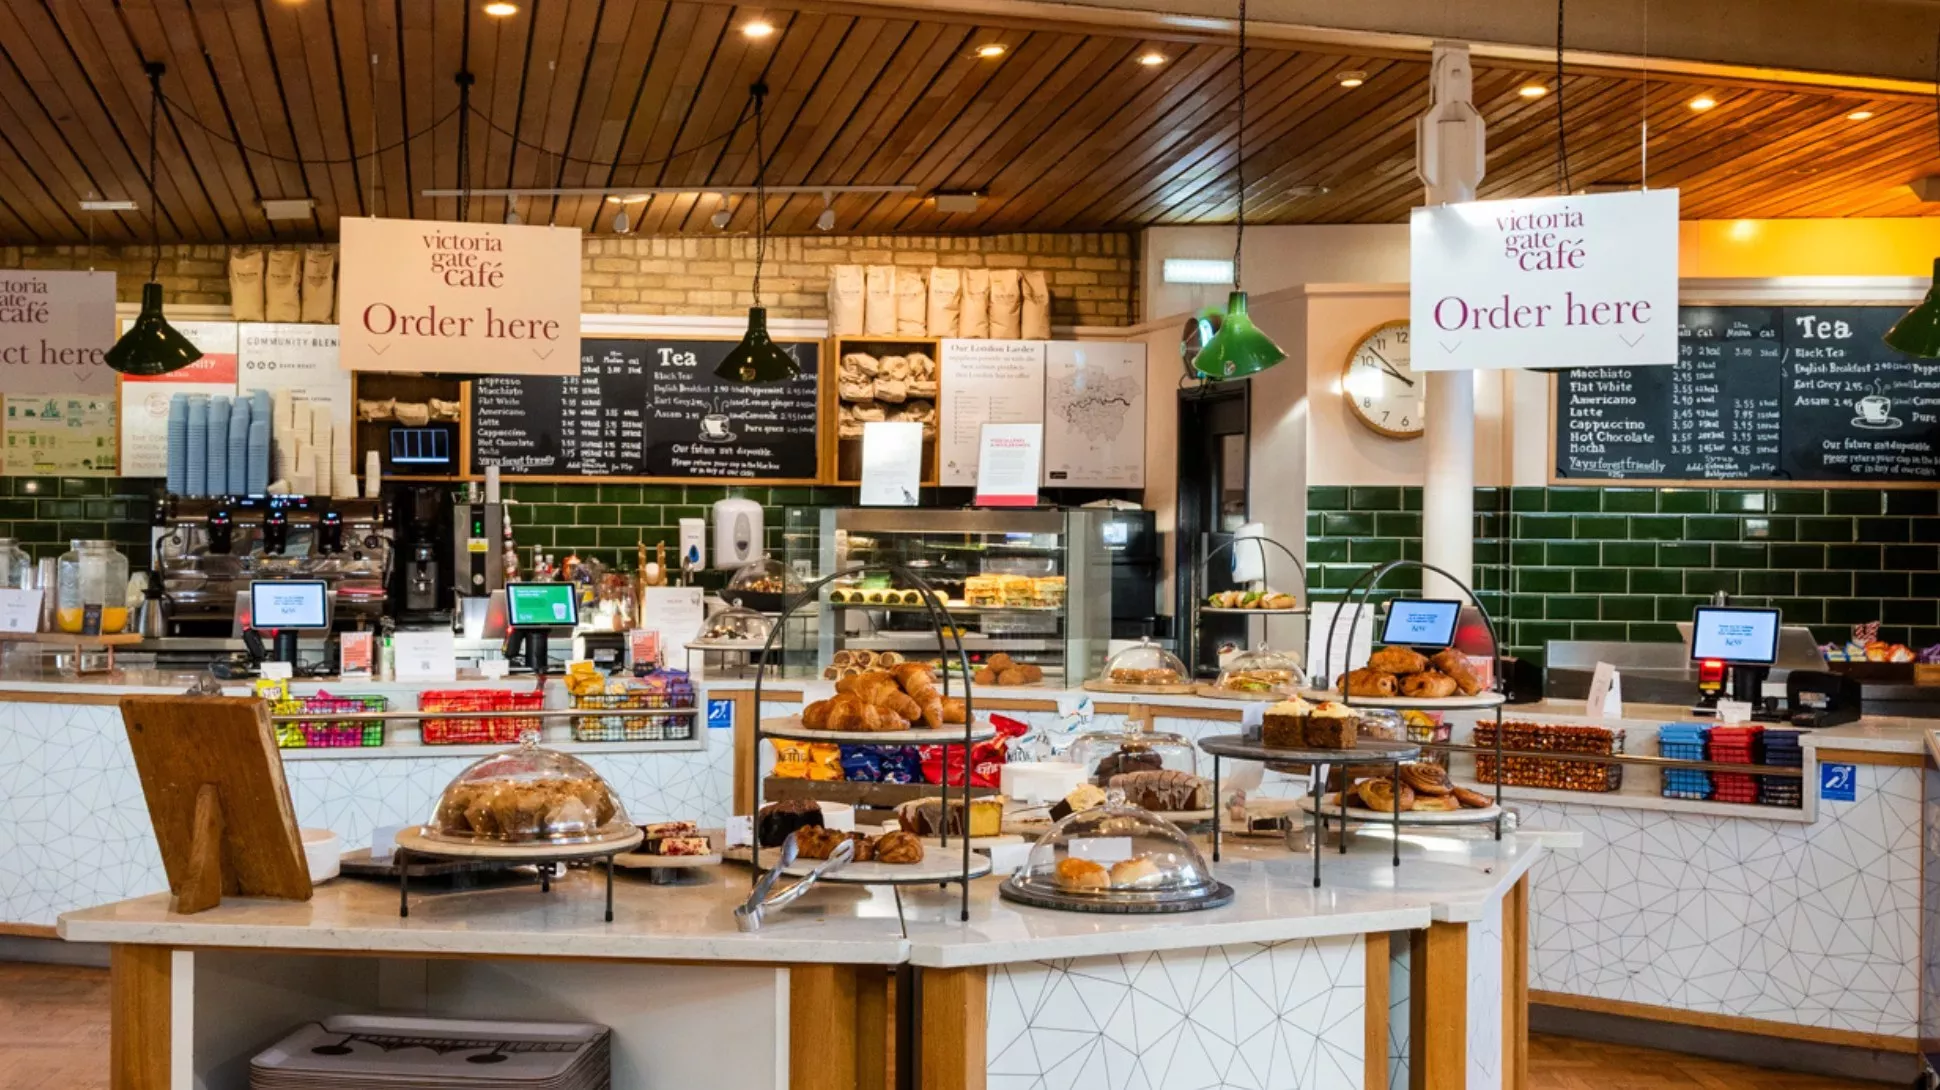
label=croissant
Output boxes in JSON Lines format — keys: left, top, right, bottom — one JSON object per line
{"left": 1368, "top": 646, "right": 1430, "bottom": 675}
{"left": 802, "top": 699, "right": 833, "bottom": 730}
{"left": 941, "top": 698, "right": 968, "bottom": 724}
{"left": 891, "top": 662, "right": 937, "bottom": 692}
{"left": 1340, "top": 668, "right": 1399, "bottom": 697}
{"left": 853, "top": 676, "right": 922, "bottom": 721}
{"left": 824, "top": 693, "right": 870, "bottom": 731}
{"left": 1429, "top": 649, "right": 1484, "bottom": 696}
{"left": 1400, "top": 671, "right": 1458, "bottom": 699}
{"left": 836, "top": 670, "right": 893, "bottom": 696}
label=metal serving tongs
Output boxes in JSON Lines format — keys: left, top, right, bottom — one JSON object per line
{"left": 734, "top": 833, "right": 855, "bottom": 932}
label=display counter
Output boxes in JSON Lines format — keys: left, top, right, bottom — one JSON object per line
{"left": 59, "top": 828, "right": 1556, "bottom": 1090}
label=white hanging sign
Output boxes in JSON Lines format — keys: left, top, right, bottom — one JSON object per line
{"left": 1410, "top": 189, "right": 1679, "bottom": 372}
{"left": 0, "top": 270, "right": 116, "bottom": 395}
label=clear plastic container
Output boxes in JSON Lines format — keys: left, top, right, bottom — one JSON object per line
{"left": 426, "top": 733, "right": 634, "bottom": 845}
{"left": 724, "top": 557, "right": 801, "bottom": 612}
{"left": 1211, "top": 645, "right": 1304, "bottom": 697}
{"left": 695, "top": 605, "right": 776, "bottom": 645}
{"left": 999, "top": 797, "right": 1232, "bottom": 912}
{"left": 1067, "top": 724, "right": 1200, "bottom": 783}
{"left": 0, "top": 539, "right": 30, "bottom": 590}
{"left": 1098, "top": 637, "right": 1189, "bottom": 688}
{"left": 54, "top": 540, "right": 130, "bottom": 634}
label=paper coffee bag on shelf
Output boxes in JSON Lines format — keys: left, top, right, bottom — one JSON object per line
{"left": 988, "top": 269, "right": 1023, "bottom": 339}
{"left": 863, "top": 265, "right": 897, "bottom": 336}
{"left": 228, "top": 250, "right": 266, "bottom": 322}
{"left": 1021, "top": 271, "right": 1051, "bottom": 339}
{"left": 926, "top": 267, "right": 962, "bottom": 337}
{"left": 959, "top": 269, "right": 991, "bottom": 338}
{"left": 895, "top": 268, "right": 928, "bottom": 335}
{"left": 300, "top": 250, "right": 336, "bottom": 323}
{"left": 828, "top": 265, "right": 866, "bottom": 336}
{"left": 264, "top": 250, "right": 302, "bottom": 322}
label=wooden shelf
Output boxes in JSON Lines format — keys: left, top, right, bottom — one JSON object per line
{"left": 762, "top": 778, "right": 999, "bottom": 807}
{"left": 0, "top": 632, "right": 143, "bottom": 646}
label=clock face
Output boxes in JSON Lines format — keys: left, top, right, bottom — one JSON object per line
{"left": 1342, "top": 321, "right": 1423, "bottom": 439}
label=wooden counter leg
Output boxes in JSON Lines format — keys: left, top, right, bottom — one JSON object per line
{"left": 1365, "top": 932, "right": 1390, "bottom": 1090}
{"left": 918, "top": 965, "right": 987, "bottom": 1090}
{"left": 791, "top": 964, "right": 862, "bottom": 1090}
{"left": 110, "top": 945, "right": 171, "bottom": 1090}
{"left": 856, "top": 966, "right": 891, "bottom": 1090}
{"left": 730, "top": 691, "right": 757, "bottom": 816}
{"left": 1409, "top": 923, "right": 1468, "bottom": 1090}
{"left": 1504, "top": 876, "right": 1530, "bottom": 1090}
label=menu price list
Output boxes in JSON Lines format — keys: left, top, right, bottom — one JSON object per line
{"left": 1555, "top": 306, "right": 1940, "bottom": 483}
{"left": 644, "top": 340, "right": 820, "bottom": 479}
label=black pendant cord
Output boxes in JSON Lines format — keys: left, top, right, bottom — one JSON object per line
{"left": 455, "top": 72, "right": 475, "bottom": 222}
{"left": 1555, "top": 0, "right": 1572, "bottom": 194}
{"left": 751, "top": 84, "right": 768, "bottom": 307}
{"left": 1232, "top": 0, "right": 1246, "bottom": 291}
{"left": 145, "top": 62, "right": 164, "bottom": 282}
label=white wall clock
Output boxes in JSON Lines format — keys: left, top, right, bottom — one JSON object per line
{"left": 1341, "top": 320, "right": 1422, "bottom": 440}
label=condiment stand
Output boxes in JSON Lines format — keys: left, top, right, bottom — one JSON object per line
{"left": 748, "top": 561, "right": 986, "bottom": 921}
{"left": 1314, "top": 559, "right": 1509, "bottom": 840}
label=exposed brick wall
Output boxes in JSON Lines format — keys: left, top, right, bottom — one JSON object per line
{"left": 0, "top": 232, "right": 1138, "bottom": 327}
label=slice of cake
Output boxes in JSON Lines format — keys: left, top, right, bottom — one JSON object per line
{"left": 1262, "top": 696, "right": 1313, "bottom": 748}
{"left": 1305, "top": 701, "right": 1360, "bottom": 749}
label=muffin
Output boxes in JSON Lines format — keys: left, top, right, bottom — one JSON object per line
{"left": 1262, "top": 696, "right": 1314, "bottom": 748}
{"left": 1055, "top": 856, "right": 1110, "bottom": 891}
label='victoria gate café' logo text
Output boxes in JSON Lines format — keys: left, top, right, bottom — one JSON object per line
{"left": 425, "top": 230, "right": 504, "bottom": 287}
{"left": 356, "top": 228, "right": 562, "bottom": 345}
{"left": 1430, "top": 202, "right": 1655, "bottom": 335}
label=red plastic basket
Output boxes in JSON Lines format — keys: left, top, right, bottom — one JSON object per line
{"left": 418, "top": 688, "right": 546, "bottom": 745}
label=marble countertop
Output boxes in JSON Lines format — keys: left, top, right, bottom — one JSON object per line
{"left": 62, "top": 830, "right": 1565, "bottom": 965}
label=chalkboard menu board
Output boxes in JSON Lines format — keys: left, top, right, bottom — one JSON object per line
{"left": 1554, "top": 306, "right": 1940, "bottom": 483}
{"left": 471, "top": 336, "right": 821, "bottom": 481}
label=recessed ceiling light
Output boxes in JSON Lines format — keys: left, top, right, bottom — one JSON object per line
{"left": 742, "top": 20, "right": 774, "bottom": 39}
{"left": 1847, "top": 109, "right": 1875, "bottom": 121}
{"left": 1137, "top": 51, "right": 1167, "bottom": 67}
{"left": 1519, "top": 83, "right": 1548, "bottom": 98}
{"left": 604, "top": 194, "right": 649, "bottom": 204}
{"left": 1335, "top": 70, "right": 1366, "bottom": 88}
{"left": 975, "top": 43, "right": 1006, "bottom": 59}
{"left": 482, "top": 1, "right": 517, "bottom": 15}
{"left": 1688, "top": 95, "right": 1717, "bottom": 112}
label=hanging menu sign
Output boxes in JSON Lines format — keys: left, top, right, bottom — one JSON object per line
{"left": 1554, "top": 305, "right": 1940, "bottom": 483}
{"left": 470, "top": 336, "right": 821, "bottom": 481}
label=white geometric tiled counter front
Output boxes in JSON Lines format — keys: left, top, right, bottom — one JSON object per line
{"left": 986, "top": 935, "right": 1368, "bottom": 1090}
{"left": 1521, "top": 759, "right": 1921, "bottom": 1039}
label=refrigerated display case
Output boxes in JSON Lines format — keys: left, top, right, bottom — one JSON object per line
{"left": 782, "top": 507, "right": 1111, "bottom": 685}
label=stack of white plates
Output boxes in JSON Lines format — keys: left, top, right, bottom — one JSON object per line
{"left": 252, "top": 1015, "right": 610, "bottom": 1090}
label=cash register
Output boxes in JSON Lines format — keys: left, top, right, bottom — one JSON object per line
{"left": 247, "top": 578, "right": 331, "bottom": 672}
{"left": 503, "top": 582, "right": 577, "bottom": 679}
{"left": 1684, "top": 606, "right": 1859, "bottom": 726}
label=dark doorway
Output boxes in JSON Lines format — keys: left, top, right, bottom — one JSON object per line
{"left": 1175, "top": 382, "right": 1250, "bottom": 675}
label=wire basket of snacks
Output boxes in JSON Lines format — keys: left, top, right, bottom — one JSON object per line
{"left": 272, "top": 693, "right": 389, "bottom": 749}
{"left": 572, "top": 673, "right": 699, "bottom": 743}
{"left": 418, "top": 688, "right": 547, "bottom": 745}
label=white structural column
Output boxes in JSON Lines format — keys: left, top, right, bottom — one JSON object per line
{"left": 1415, "top": 43, "right": 1486, "bottom": 597}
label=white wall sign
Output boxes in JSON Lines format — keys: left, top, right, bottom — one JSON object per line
{"left": 642, "top": 586, "right": 706, "bottom": 653}
{"left": 1043, "top": 341, "right": 1146, "bottom": 488}
{"left": 859, "top": 420, "right": 924, "bottom": 506}
{"left": 117, "top": 320, "right": 240, "bottom": 478}
{"left": 939, "top": 339, "right": 1046, "bottom": 486}
{"left": 237, "top": 323, "right": 352, "bottom": 436}
{"left": 339, "top": 217, "right": 582, "bottom": 375}
{"left": 974, "top": 422, "right": 1044, "bottom": 507}
{"left": 1410, "top": 189, "right": 1679, "bottom": 372}
{"left": 0, "top": 270, "right": 116, "bottom": 395}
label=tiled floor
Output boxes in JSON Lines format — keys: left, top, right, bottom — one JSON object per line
{"left": 0, "top": 961, "right": 1896, "bottom": 1089}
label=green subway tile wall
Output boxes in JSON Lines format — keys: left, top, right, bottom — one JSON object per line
{"left": 1308, "top": 485, "right": 1940, "bottom": 668}
{"left": 0, "top": 477, "right": 158, "bottom": 568}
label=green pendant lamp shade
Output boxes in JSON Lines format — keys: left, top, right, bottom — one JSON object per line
{"left": 1885, "top": 258, "right": 1940, "bottom": 358}
{"left": 106, "top": 282, "right": 203, "bottom": 376}
{"left": 1191, "top": 291, "right": 1285, "bottom": 379}
{"left": 718, "top": 306, "right": 799, "bottom": 383}
{"left": 107, "top": 61, "right": 201, "bottom": 377}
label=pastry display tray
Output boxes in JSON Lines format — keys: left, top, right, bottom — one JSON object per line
{"left": 761, "top": 715, "right": 997, "bottom": 745}
{"left": 1197, "top": 734, "right": 1421, "bottom": 764}
{"left": 1297, "top": 792, "right": 1503, "bottom": 825}
{"left": 782, "top": 855, "right": 992, "bottom": 885}
{"left": 1081, "top": 679, "right": 1197, "bottom": 695}
{"left": 998, "top": 875, "right": 1235, "bottom": 914}
{"left": 395, "top": 825, "right": 644, "bottom": 860}
{"left": 1297, "top": 690, "right": 1506, "bottom": 710}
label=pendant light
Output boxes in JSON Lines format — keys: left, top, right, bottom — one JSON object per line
{"left": 105, "top": 62, "right": 203, "bottom": 377}
{"left": 717, "top": 82, "right": 801, "bottom": 384}
{"left": 1887, "top": 32, "right": 1940, "bottom": 357}
{"left": 1190, "top": 0, "right": 1285, "bottom": 381}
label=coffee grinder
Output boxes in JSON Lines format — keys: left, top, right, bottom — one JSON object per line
{"left": 452, "top": 483, "right": 507, "bottom": 601}
{"left": 388, "top": 483, "right": 453, "bottom": 625}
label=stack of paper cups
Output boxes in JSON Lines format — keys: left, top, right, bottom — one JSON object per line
{"left": 331, "top": 423, "right": 355, "bottom": 498}
{"left": 365, "top": 450, "right": 382, "bottom": 500}
{"left": 484, "top": 464, "right": 501, "bottom": 505}
{"left": 228, "top": 398, "right": 252, "bottom": 495}
{"left": 273, "top": 389, "right": 295, "bottom": 438}
{"left": 291, "top": 437, "right": 313, "bottom": 496}
{"left": 310, "top": 407, "right": 333, "bottom": 498}
{"left": 206, "top": 395, "right": 230, "bottom": 496}
{"left": 247, "top": 419, "right": 271, "bottom": 496}
{"left": 185, "top": 397, "right": 209, "bottom": 496}
{"left": 165, "top": 395, "right": 189, "bottom": 496}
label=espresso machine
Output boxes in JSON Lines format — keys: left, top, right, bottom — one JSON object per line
{"left": 388, "top": 484, "right": 454, "bottom": 625}
{"left": 150, "top": 494, "right": 390, "bottom": 637}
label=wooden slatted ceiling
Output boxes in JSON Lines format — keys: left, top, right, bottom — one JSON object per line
{"left": 0, "top": 0, "right": 1932, "bottom": 246}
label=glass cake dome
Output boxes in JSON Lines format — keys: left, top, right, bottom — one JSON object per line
{"left": 999, "top": 797, "right": 1234, "bottom": 913}
{"left": 425, "top": 734, "right": 637, "bottom": 846}
{"left": 724, "top": 557, "right": 803, "bottom": 612}
{"left": 694, "top": 604, "right": 776, "bottom": 646}
{"left": 1211, "top": 645, "right": 1304, "bottom": 698}
{"left": 1066, "top": 723, "right": 1200, "bottom": 783}
{"left": 1097, "top": 638, "right": 1189, "bottom": 688}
